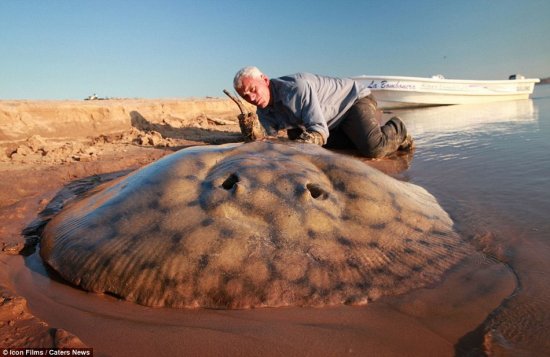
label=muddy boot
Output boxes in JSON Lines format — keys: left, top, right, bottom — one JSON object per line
{"left": 398, "top": 134, "right": 415, "bottom": 151}
{"left": 383, "top": 116, "right": 411, "bottom": 153}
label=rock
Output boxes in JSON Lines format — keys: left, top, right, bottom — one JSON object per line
{"left": 26, "top": 135, "right": 47, "bottom": 152}
{"left": 162, "top": 116, "right": 186, "bottom": 128}
{"left": 53, "top": 329, "right": 87, "bottom": 348}
{"left": 2, "top": 242, "right": 25, "bottom": 255}
{"left": 148, "top": 131, "right": 164, "bottom": 146}
{"left": 14, "top": 145, "right": 33, "bottom": 157}
{"left": 0, "top": 296, "right": 27, "bottom": 316}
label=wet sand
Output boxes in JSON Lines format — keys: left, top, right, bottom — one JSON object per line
{"left": 2, "top": 93, "right": 549, "bottom": 355}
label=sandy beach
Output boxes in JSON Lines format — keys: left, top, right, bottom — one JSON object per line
{"left": 3, "top": 96, "right": 548, "bottom": 356}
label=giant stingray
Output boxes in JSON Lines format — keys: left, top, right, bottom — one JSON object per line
{"left": 40, "top": 141, "right": 470, "bottom": 309}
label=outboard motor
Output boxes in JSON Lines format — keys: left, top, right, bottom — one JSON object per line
{"left": 509, "top": 74, "right": 525, "bottom": 80}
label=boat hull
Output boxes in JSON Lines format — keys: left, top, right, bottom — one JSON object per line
{"left": 352, "top": 75, "right": 540, "bottom": 109}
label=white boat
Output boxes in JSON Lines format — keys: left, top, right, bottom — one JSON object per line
{"left": 351, "top": 74, "right": 540, "bottom": 109}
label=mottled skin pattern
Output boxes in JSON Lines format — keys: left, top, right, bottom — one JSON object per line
{"left": 40, "top": 141, "right": 469, "bottom": 309}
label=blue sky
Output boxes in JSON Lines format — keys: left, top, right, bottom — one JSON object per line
{"left": 1, "top": 0, "right": 549, "bottom": 99}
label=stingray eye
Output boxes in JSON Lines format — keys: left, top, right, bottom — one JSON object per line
{"left": 221, "top": 173, "right": 240, "bottom": 190}
{"left": 306, "top": 183, "right": 329, "bottom": 200}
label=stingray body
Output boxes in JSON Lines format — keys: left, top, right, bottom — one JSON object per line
{"left": 41, "top": 141, "right": 468, "bottom": 308}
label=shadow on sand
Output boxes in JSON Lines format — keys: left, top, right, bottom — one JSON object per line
{"left": 130, "top": 111, "right": 243, "bottom": 145}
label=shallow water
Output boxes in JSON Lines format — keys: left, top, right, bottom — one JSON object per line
{"left": 392, "top": 84, "right": 550, "bottom": 354}
{"left": 13, "top": 85, "right": 550, "bottom": 356}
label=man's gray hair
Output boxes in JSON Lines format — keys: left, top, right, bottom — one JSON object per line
{"left": 233, "top": 66, "right": 264, "bottom": 89}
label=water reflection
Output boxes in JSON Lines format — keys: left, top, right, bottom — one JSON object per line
{"left": 393, "top": 99, "right": 536, "bottom": 137}
{"left": 391, "top": 100, "right": 539, "bottom": 165}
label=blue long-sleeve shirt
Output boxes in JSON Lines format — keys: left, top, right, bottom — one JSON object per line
{"left": 256, "top": 73, "right": 371, "bottom": 142}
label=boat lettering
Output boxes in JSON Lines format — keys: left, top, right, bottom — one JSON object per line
{"left": 367, "top": 80, "right": 378, "bottom": 89}
{"left": 367, "top": 80, "right": 416, "bottom": 90}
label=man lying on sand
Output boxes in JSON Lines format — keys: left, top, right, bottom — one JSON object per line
{"left": 232, "top": 66, "right": 413, "bottom": 158}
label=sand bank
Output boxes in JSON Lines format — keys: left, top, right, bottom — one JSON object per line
{"left": 0, "top": 98, "right": 251, "bottom": 141}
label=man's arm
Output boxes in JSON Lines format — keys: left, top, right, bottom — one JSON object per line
{"left": 286, "top": 80, "right": 329, "bottom": 145}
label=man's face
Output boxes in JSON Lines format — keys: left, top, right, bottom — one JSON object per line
{"left": 236, "top": 75, "right": 271, "bottom": 108}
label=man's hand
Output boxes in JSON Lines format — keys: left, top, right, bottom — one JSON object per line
{"left": 295, "top": 130, "right": 325, "bottom": 146}
{"left": 238, "top": 112, "right": 266, "bottom": 142}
